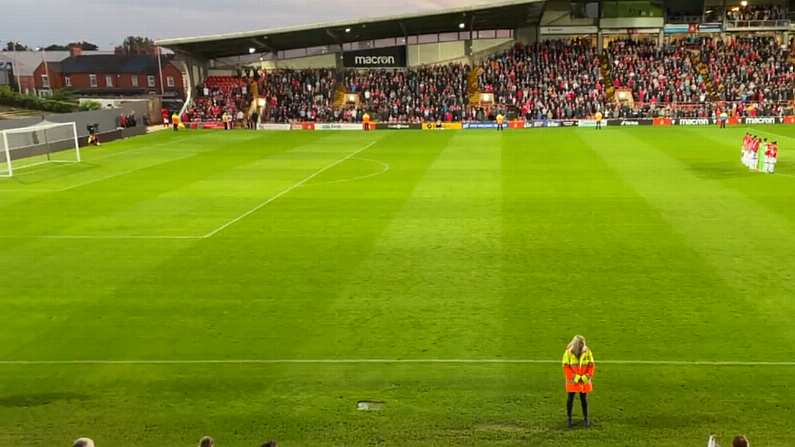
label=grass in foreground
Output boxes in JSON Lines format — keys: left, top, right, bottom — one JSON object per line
{"left": 0, "top": 126, "right": 793, "bottom": 446}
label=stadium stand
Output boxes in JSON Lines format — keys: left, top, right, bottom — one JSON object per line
{"left": 160, "top": 1, "right": 793, "bottom": 125}
{"left": 187, "top": 37, "right": 791, "bottom": 123}
{"left": 186, "top": 76, "right": 249, "bottom": 123}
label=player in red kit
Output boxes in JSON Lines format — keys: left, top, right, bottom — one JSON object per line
{"left": 765, "top": 141, "right": 779, "bottom": 174}
{"left": 749, "top": 138, "right": 762, "bottom": 171}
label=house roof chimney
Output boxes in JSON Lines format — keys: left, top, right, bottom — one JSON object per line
{"left": 69, "top": 46, "right": 82, "bottom": 58}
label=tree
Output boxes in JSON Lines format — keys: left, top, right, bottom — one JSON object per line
{"left": 4, "top": 41, "right": 29, "bottom": 51}
{"left": 115, "top": 36, "right": 156, "bottom": 55}
{"left": 68, "top": 41, "right": 99, "bottom": 51}
{"left": 45, "top": 44, "right": 69, "bottom": 51}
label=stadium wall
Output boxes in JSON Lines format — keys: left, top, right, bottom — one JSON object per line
{"left": 0, "top": 105, "right": 148, "bottom": 143}
{"left": 600, "top": 17, "right": 664, "bottom": 29}
{"left": 260, "top": 53, "right": 338, "bottom": 70}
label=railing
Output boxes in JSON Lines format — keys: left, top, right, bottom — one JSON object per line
{"left": 725, "top": 19, "right": 790, "bottom": 29}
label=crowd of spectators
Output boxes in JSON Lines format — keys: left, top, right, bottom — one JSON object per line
{"left": 256, "top": 69, "right": 337, "bottom": 123}
{"left": 477, "top": 39, "right": 607, "bottom": 120}
{"left": 705, "top": 36, "right": 794, "bottom": 104}
{"left": 608, "top": 39, "right": 709, "bottom": 105}
{"left": 726, "top": 4, "right": 788, "bottom": 22}
{"left": 184, "top": 35, "right": 792, "bottom": 123}
{"left": 343, "top": 64, "right": 469, "bottom": 123}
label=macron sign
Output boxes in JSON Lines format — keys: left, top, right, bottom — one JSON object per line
{"left": 343, "top": 46, "right": 407, "bottom": 68}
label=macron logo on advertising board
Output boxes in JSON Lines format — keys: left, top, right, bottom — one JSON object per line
{"left": 344, "top": 46, "right": 407, "bottom": 68}
{"left": 355, "top": 55, "right": 396, "bottom": 65}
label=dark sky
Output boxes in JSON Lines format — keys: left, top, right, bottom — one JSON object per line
{"left": 4, "top": 0, "right": 488, "bottom": 49}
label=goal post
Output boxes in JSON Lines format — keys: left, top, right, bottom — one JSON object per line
{"left": 0, "top": 121, "right": 81, "bottom": 177}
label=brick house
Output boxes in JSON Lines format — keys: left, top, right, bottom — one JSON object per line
{"left": 33, "top": 48, "right": 185, "bottom": 99}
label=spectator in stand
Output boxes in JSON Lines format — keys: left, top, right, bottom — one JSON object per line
{"left": 250, "top": 109, "right": 260, "bottom": 129}
{"left": 236, "top": 109, "right": 245, "bottom": 128}
{"left": 198, "top": 435, "right": 214, "bottom": 447}
{"left": 73, "top": 438, "right": 95, "bottom": 447}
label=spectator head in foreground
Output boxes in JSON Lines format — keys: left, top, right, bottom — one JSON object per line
{"left": 73, "top": 438, "right": 95, "bottom": 447}
{"left": 198, "top": 435, "right": 214, "bottom": 447}
{"left": 733, "top": 435, "right": 750, "bottom": 447}
{"left": 261, "top": 441, "right": 278, "bottom": 447}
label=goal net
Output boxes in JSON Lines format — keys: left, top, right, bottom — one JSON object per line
{"left": 0, "top": 121, "right": 81, "bottom": 177}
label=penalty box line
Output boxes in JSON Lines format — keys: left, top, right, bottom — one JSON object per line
{"left": 0, "top": 359, "right": 793, "bottom": 367}
{"left": 0, "top": 141, "right": 380, "bottom": 241}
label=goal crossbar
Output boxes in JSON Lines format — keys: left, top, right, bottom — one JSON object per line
{"left": 0, "top": 121, "right": 81, "bottom": 177}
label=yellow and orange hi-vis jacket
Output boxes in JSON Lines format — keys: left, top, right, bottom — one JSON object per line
{"left": 563, "top": 349, "right": 595, "bottom": 393}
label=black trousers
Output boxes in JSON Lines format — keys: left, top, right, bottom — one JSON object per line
{"left": 567, "top": 392, "right": 589, "bottom": 420}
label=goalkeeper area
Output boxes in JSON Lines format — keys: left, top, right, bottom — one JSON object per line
{"left": 0, "top": 126, "right": 794, "bottom": 446}
{"left": 0, "top": 121, "right": 81, "bottom": 177}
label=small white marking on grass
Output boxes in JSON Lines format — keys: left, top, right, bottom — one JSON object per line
{"left": 202, "top": 141, "right": 378, "bottom": 238}
{"left": 0, "top": 359, "right": 792, "bottom": 366}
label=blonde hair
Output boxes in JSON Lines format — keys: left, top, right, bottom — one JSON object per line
{"left": 567, "top": 335, "right": 588, "bottom": 358}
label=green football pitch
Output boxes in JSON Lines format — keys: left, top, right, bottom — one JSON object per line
{"left": 0, "top": 126, "right": 793, "bottom": 446}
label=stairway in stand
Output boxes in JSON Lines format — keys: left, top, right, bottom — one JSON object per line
{"left": 467, "top": 67, "right": 483, "bottom": 108}
{"left": 689, "top": 50, "right": 719, "bottom": 102}
{"left": 599, "top": 53, "right": 615, "bottom": 102}
{"left": 333, "top": 70, "right": 351, "bottom": 112}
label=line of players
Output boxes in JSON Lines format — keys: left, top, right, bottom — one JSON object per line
{"left": 742, "top": 133, "right": 779, "bottom": 174}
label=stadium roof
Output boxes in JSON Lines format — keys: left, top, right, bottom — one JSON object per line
{"left": 59, "top": 55, "right": 173, "bottom": 74}
{"left": 156, "top": 0, "right": 546, "bottom": 60}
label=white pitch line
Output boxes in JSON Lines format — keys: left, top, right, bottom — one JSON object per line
{"left": 0, "top": 359, "right": 793, "bottom": 366}
{"left": 202, "top": 141, "right": 378, "bottom": 239}
{"left": 9, "top": 160, "right": 78, "bottom": 172}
